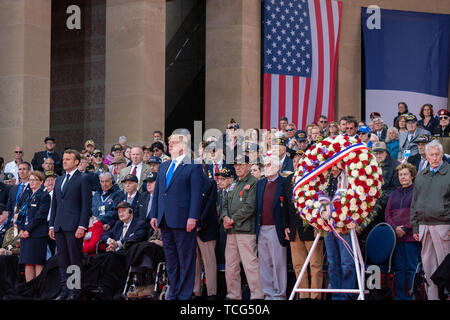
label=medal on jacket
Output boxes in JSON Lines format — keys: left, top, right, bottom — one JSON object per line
{"left": 280, "top": 196, "right": 284, "bottom": 207}
{"left": 239, "top": 191, "right": 244, "bottom": 202}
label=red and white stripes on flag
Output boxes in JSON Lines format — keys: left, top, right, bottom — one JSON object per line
{"left": 262, "top": 0, "right": 343, "bottom": 130}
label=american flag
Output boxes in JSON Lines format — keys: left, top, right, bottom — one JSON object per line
{"left": 262, "top": 0, "right": 343, "bottom": 130}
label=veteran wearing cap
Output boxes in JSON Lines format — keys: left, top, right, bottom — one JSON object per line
{"left": 270, "top": 137, "right": 294, "bottom": 176}
{"left": 357, "top": 125, "right": 373, "bottom": 147}
{"left": 110, "top": 156, "right": 127, "bottom": 184}
{"left": 407, "top": 134, "right": 431, "bottom": 172}
{"left": 92, "top": 172, "right": 123, "bottom": 231}
{"left": 432, "top": 109, "right": 450, "bottom": 155}
{"left": 220, "top": 154, "right": 264, "bottom": 300}
{"left": 138, "top": 172, "right": 157, "bottom": 234}
{"left": 147, "top": 156, "right": 162, "bottom": 173}
{"left": 398, "top": 114, "right": 431, "bottom": 160}
{"left": 84, "top": 140, "right": 96, "bottom": 154}
{"left": 31, "top": 136, "right": 63, "bottom": 175}
{"left": 119, "top": 174, "right": 143, "bottom": 219}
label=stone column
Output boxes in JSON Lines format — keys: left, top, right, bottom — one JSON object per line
{"left": 105, "top": 0, "right": 165, "bottom": 150}
{"left": 0, "top": 0, "right": 51, "bottom": 160}
{"left": 205, "top": 0, "right": 261, "bottom": 134}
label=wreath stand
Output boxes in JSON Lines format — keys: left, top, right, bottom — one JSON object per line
{"left": 289, "top": 228, "right": 368, "bottom": 300}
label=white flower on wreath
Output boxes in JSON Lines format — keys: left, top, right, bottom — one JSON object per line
{"left": 305, "top": 213, "right": 312, "bottom": 220}
{"left": 378, "top": 168, "right": 383, "bottom": 175}
{"left": 361, "top": 212, "right": 369, "bottom": 218}
{"left": 306, "top": 199, "right": 314, "bottom": 207}
{"left": 318, "top": 154, "right": 324, "bottom": 162}
{"left": 350, "top": 198, "right": 357, "bottom": 205}
{"left": 356, "top": 186, "right": 365, "bottom": 196}
{"left": 311, "top": 148, "right": 317, "bottom": 156}
{"left": 367, "top": 179, "right": 374, "bottom": 186}
{"left": 298, "top": 197, "right": 305, "bottom": 203}
{"left": 361, "top": 202, "right": 368, "bottom": 211}
{"left": 351, "top": 170, "right": 358, "bottom": 178}
{"left": 356, "top": 162, "right": 363, "bottom": 169}
{"left": 359, "top": 175, "right": 367, "bottom": 181}
{"left": 339, "top": 213, "right": 347, "bottom": 221}
{"left": 359, "top": 194, "right": 366, "bottom": 201}
{"left": 347, "top": 189, "right": 354, "bottom": 196}
{"left": 349, "top": 152, "right": 357, "bottom": 159}
{"left": 312, "top": 208, "right": 319, "bottom": 216}
{"left": 341, "top": 207, "right": 349, "bottom": 215}
{"left": 332, "top": 211, "right": 338, "bottom": 218}
{"left": 305, "top": 191, "right": 310, "bottom": 197}
{"left": 350, "top": 163, "right": 357, "bottom": 170}
{"left": 310, "top": 190, "right": 316, "bottom": 195}
{"left": 365, "top": 166, "right": 372, "bottom": 175}
{"left": 350, "top": 204, "right": 358, "bottom": 212}
{"left": 369, "top": 187, "right": 377, "bottom": 196}
{"left": 360, "top": 153, "right": 368, "bottom": 161}
{"left": 317, "top": 218, "right": 324, "bottom": 225}
{"left": 353, "top": 213, "right": 360, "bottom": 220}
{"left": 337, "top": 221, "right": 344, "bottom": 228}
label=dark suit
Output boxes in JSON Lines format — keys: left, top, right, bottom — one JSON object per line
{"left": 31, "top": 150, "right": 62, "bottom": 175}
{"left": 50, "top": 170, "right": 92, "bottom": 297}
{"left": 281, "top": 156, "right": 294, "bottom": 173}
{"left": 119, "top": 191, "right": 143, "bottom": 220}
{"left": 138, "top": 191, "right": 154, "bottom": 237}
{"left": 205, "top": 162, "right": 235, "bottom": 181}
{"left": 198, "top": 175, "right": 218, "bottom": 242}
{"left": 6, "top": 182, "right": 32, "bottom": 220}
{"left": 101, "top": 217, "right": 147, "bottom": 246}
{"left": 150, "top": 155, "right": 203, "bottom": 300}
{"left": 0, "top": 182, "right": 11, "bottom": 206}
{"left": 17, "top": 187, "right": 51, "bottom": 265}
{"left": 407, "top": 154, "right": 428, "bottom": 172}
{"left": 374, "top": 128, "right": 387, "bottom": 142}
{"left": 255, "top": 176, "right": 289, "bottom": 247}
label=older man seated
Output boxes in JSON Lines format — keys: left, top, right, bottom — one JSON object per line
{"left": 92, "top": 172, "right": 123, "bottom": 231}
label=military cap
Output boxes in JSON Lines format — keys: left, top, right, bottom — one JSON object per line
{"left": 111, "top": 143, "right": 122, "bottom": 151}
{"left": 273, "top": 137, "right": 288, "bottom": 146}
{"left": 93, "top": 149, "right": 102, "bottom": 156}
{"left": 370, "top": 112, "right": 381, "bottom": 119}
{"left": 122, "top": 174, "right": 138, "bottom": 183}
{"left": 413, "top": 134, "right": 431, "bottom": 144}
{"left": 372, "top": 142, "right": 387, "bottom": 152}
{"left": 437, "top": 109, "right": 449, "bottom": 117}
{"left": 143, "top": 172, "right": 157, "bottom": 183}
{"left": 84, "top": 140, "right": 95, "bottom": 147}
{"left": 44, "top": 170, "right": 58, "bottom": 179}
{"left": 295, "top": 130, "right": 307, "bottom": 142}
{"left": 405, "top": 114, "right": 418, "bottom": 122}
{"left": 112, "top": 156, "right": 127, "bottom": 165}
{"left": 44, "top": 136, "right": 56, "bottom": 143}
{"left": 215, "top": 167, "right": 235, "bottom": 179}
{"left": 147, "top": 156, "right": 162, "bottom": 164}
{"left": 291, "top": 149, "right": 305, "bottom": 159}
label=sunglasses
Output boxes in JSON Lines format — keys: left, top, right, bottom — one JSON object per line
{"left": 14, "top": 151, "right": 23, "bottom": 154}
{"left": 94, "top": 154, "right": 102, "bottom": 158}
{"left": 319, "top": 120, "right": 327, "bottom": 123}
{"left": 152, "top": 148, "right": 161, "bottom": 152}
{"left": 286, "top": 128, "right": 295, "bottom": 132}
{"left": 440, "top": 116, "right": 449, "bottom": 120}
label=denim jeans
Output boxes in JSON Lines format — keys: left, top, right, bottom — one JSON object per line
{"left": 324, "top": 232, "right": 356, "bottom": 300}
{"left": 393, "top": 242, "right": 421, "bottom": 300}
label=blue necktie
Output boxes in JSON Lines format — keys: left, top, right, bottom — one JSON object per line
{"left": 165, "top": 160, "right": 177, "bottom": 188}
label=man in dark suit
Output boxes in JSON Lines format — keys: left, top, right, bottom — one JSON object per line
{"left": 255, "top": 155, "right": 290, "bottom": 300}
{"left": 31, "top": 136, "right": 62, "bottom": 175}
{"left": 193, "top": 167, "right": 218, "bottom": 299}
{"left": 101, "top": 201, "right": 147, "bottom": 251}
{"left": 0, "top": 180, "right": 11, "bottom": 206}
{"left": 150, "top": 131, "right": 203, "bottom": 300}
{"left": 271, "top": 137, "right": 294, "bottom": 175}
{"left": 137, "top": 172, "right": 157, "bottom": 237}
{"left": 49, "top": 149, "right": 92, "bottom": 300}
{"left": 372, "top": 117, "right": 388, "bottom": 142}
{"left": 204, "top": 142, "right": 235, "bottom": 181}
{"left": 6, "top": 162, "right": 32, "bottom": 219}
{"left": 119, "top": 174, "right": 143, "bottom": 219}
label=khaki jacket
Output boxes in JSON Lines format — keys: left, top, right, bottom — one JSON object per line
{"left": 2, "top": 226, "right": 20, "bottom": 256}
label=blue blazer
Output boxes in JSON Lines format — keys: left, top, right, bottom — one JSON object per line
{"left": 50, "top": 170, "right": 92, "bottom": 232}
{"left": 119, "top": 190, "right": 144, "bottom": 220}
{"left": 18, "top": 186, "right": 50, "bottom": 238}
{"left": 197, "top": 174, "right": 218, "bottom": 242}
{"left": 150, "top": 156, "right": 203, "bottom": 229}
{"left": 101, "top": 216, "right": 147, "bottom": 245}
{"left": 255, "top": 176, "right": 289, "bottom": 247}
{"left": 6, "top": 183, "right": 32, "bottom": 219}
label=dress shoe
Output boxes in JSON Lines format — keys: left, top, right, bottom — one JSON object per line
{"left": 137, "top": 284, "right": 155, "bottom": 298}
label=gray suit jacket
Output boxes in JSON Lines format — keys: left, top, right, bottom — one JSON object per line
{"left": 398, "top": 128, "right": 430, "bottom": 160}
{"left": 118, "top": 162, "right": 151, "bottom": 190}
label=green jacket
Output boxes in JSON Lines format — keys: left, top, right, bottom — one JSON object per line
{"left": 410, "top": 161, "right": 450, "bottom": 234}
{"left": 220, "top": 172, "right": 258, "bottom": 234}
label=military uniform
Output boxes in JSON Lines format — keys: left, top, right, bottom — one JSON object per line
{"left": 1, "top": 226, "right": 20, "bottom": 256}
{"left": 220, "top": 165, "right": 263, "bottom": 300}
{"left": 0, "top": 220, "right": 12, "bottom": 247}
{"left": 432, "top": 109, "right": 450, "bottom": 154}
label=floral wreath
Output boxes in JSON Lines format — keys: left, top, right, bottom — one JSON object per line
{"left": 292, "top": 135, "right": 383, "bottom": 234}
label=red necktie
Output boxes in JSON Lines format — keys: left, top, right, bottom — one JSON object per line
{"left": 214, "top": 164, "right": 219, "bottom": 182}
{"left": 132, "top": 166, "right": 137, "bottom": 176}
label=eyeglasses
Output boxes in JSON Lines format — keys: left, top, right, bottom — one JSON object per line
{"left": 440, "top": 116, "right": 449, "bottom": 120}
{"left": 319, "top": 120, "right": 327, "bottom": 123}
{"left": 14, "top": 151, "right": 23, "bottom": 154}
{"left": 152, "top": 148, "right": 161, "bottom": 152}
{"left": 286, "top": 128, "right": 295, "bottom": 132}
{"left": 94, "top": 154, "right": 102, "bottom": 158}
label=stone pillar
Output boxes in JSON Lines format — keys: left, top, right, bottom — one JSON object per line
{"left": 105, "top": 0, "right": 165, "bottom": 150}
{"left": 205, "top": 0, "right": 261, "bottom": 134}
{"left": 0, "top": 0, "right": 51, "bottom": 161}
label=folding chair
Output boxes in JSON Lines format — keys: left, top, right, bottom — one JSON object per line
{"left": 364, "top": 222, "right": 396, "bottom": 300}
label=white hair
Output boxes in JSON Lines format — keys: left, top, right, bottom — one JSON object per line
{"left": 99, "top": 171, "right": 114, "bottom": 183}
{"left": 425, "top": 139, "right": 443, "bottom": 155}
{"left": 373, "top": 117, "right": 384, "bottom": 124}
{"left": 118, "top": 136, "right": 127, "bottom": 143}
{"left": 384, "top": 127, "right": 399, "bottom": 143}
{"left": 264, "top": 154, "right": 281, "bottom": 167}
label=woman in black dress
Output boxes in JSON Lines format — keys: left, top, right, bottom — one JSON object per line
{"left": 17, "top": 171, "right": 50, "bottom": 282}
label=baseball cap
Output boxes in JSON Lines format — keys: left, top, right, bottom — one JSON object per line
{"left": 357, "top": 125, "right": 371, "bottom": 134}
{"left": 147, "top": 156, "right": 162, "bottom": 164}
{"left": 215, "top": 167, "right": 235, "bottom": 179}
{"left": 413, "top": 134, "right": 431, "bottom": 144}
{"left": 372, "top": 142, "right": 387, "bottom": 152}
{"left": 122, "top": 174, "right": 138, "bottom": 183}
{"left": 405, "top": 114, "right": 418, "bottom": 122}
{"left": 295, "top": 130, "right": 307, "bottom": 142}
{"left": 85, "top": 140, "right": 95, "bottom": 148}
{"left": 44, "top": 170, "right": 58, "bottom": 179}
{"left": 143, "top": 172, "right": 157, "bottom": 183}
{"left": 116, "top": 201, "right": 132, "bottom": 210}
{"left": 112, "top": 156, "right": 127, "bottom": 165}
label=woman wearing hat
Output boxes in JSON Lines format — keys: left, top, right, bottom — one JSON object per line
{"left": 17, "top": 171, "right": 50, "bottom": 282}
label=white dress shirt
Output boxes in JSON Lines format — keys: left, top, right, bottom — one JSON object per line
{"left": 167, "top": 154, "right": 186, "bottom": 176}
{"left": 4, "top": 160, "right": 33, "bottom": 184}
{"left": 61, "top": 168, "right": 78, "bottom": 191}
{"left": 130, "top": 162, "right": 143, "bottom": 183}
